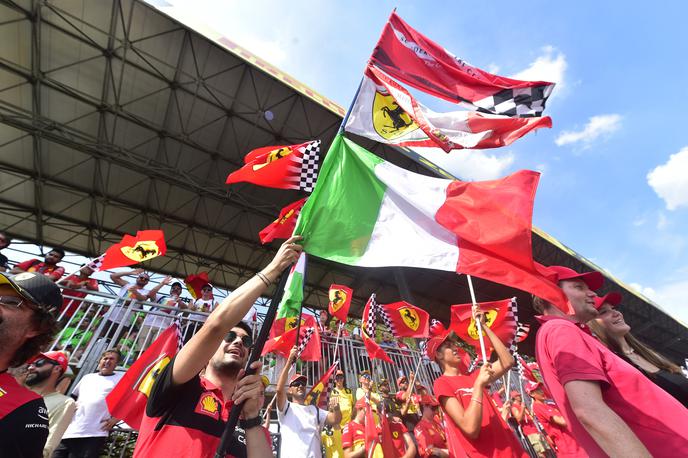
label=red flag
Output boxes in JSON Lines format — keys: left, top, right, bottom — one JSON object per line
{"left": 99, "top": 230, "right": 166, "bottom": 271}
{"left": 364, "top": 399, "right": 379, "bottom": 457}
{"left": 370, "top": 12, "right": 554, "bottom": 117}
{"left": 304, "top": 362, "right": 338, "bottom": 409}
{"left": 380, "top": 301, "right": 430, "bottom": 338}
{"left": 363, "top": 333, "right": 393, "bottom": 364}
{"left": 106, "top": 323, "right": 180, "bottom": 430}
{"left": 435, "top": 170, "right": 570, "bottom": 313}
{"left": 184, "top": 272, "right": 210, "bottom": 300}
{"left": 379, "top": 413, "right": 400, "bottom": 458}
{"left": 328, "top": 284, "right": 353, "bottom": 323}
{"left": 259, "top": 198, "right": 308, "bottom": 244}
{"left": 362, "top": 295, "right": 392, "bottom": 363}
{"left": 226, "top": 140, "right": 320, "bottom": 192}
{"left": 449, "top": 299, "right": 517, "bottom": 353}
{"left": 263, "top": 315, "right": 320, "bottom": 361}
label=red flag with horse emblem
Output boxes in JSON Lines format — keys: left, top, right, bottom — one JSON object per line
{"left": 99, "top": 230, "right": 167, "bottom": 271}
{"left": 184, "top": 272, "right": 210, "bottom": 300}
{"left": 259, "top": 197, "right": 308, "bottom": 244}
{"left": 449, "top": 298, "right": 517, "bottom": 353}
{"left": 328, "top": 284, "right": 353, "bottom": 323}
{"left": 379, "top": 301, "right": 430, "bottom": 338}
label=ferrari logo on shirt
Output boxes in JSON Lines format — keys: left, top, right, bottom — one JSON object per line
{"left": 329, "top": 288, "right": 348, "bottom": 313}
{"left": 398, "top": 306, "right": 420, "bottom": 331}
{"left": 120, "top": 240, "right": 161, "bottom": 263}
{"left": 195, "top": 393, "right": 220, "bottom": 420}
{"left": 136, "top": 355, "right": 171, "bottom": 397}
{"left": 467, "top": 309, "right": 498, "bottom": 340}
{"left": 373, "top": 91, "right": 419, "bottom": 140}
{"left": 392, "top": 431, "right": 399, "bottom": 439}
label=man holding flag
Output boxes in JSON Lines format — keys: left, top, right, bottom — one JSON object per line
{"left": 132, "top": 237, "right": 301, "bottom": 458}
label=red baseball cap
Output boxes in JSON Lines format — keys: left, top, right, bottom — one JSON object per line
{"left": 426, "top": 320, "right": 453, "bottom": 360}
{"left": 30, "top": 351, "right": 68, "bottom": 372}
{"left": 547, "top": 265, "right": 604, "bottom": 291}
{"left": 288, "top": 374, "right": 307, "bottom": 386}
{"left": 526, "top": 381, "right": 543, "bottom": 395}
{"left": 594, "top": 292, "right": 623, "bottom": 309}
{"left": 355, "top": 397, "right": 368, "bottom": 409}
{"left": 396, "top": 376, "right": 408, "bottom": 385}
{"left": 419, "top": 395, "right": 439, "bottom": 407}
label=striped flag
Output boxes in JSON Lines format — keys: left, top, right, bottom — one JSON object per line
{"left": 304, "top": 361, "right": 338, "bottom": 409}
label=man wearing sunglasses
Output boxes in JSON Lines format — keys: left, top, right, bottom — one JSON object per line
{"left": 133, "top": 236, "right": 302, "bottom": 458}
{"left": 0, "top": 271, "right": 62, "bottom": 457}
{"left": 276, "top": 346, "right": 342, "bottom": 458}
{"left": 413, "top": 395, "right": 449, "bottom": 458}
{"left": 25, "top": 351, "right": 76, "bottom": 458}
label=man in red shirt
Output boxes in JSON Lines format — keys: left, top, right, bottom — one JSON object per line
{"left": 429, "top": 308, "right": 526, "bottom": 458}
{"left": 534, "top": 265, "right": 688, "bottom": 457}
{"left": 414, "top": 395, "right": 449, "bottom": 458}
{"left": 382, "top": 402, "right": 416, "bottom": 458}
{"left": 526, "top": 382, "right": 583, "bottom": 457}
{"left": 12, "top": 247, "right": 66, "bottom": 281}
{"left": 58, "top": 265, "right": 99, "bottom": 319}
{"left": 133, "top": 237, "right": 301, "bottom": 458}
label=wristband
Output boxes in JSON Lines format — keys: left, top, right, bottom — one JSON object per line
{"left": 256, "top": 272, "right": 271, "bottom": 287}
{"left": 239, "top": 415, "right": 262, "bottom": 430}
{"left": 470, "top": 397, "right": 482, "bottom": 405}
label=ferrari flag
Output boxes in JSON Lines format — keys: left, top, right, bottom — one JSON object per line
{"left": 99, "top": 230, "right": 166, "bottom": 271}
{"left": 262, "top": 314, "right": 320, "bottom": 361}
{"left": 345, "top": 66, "right": 551, "bottom": 152}
{"left": 259, "top": 198, "right": 307, "bottom": 244}
{"left": 328, "top": 284, "right": 353, "bottom": 323}
{"left": 106, "top": 323, "right": 181, "bottom": 430}
{"left": 226, "top": 140, "right": 320, "bottom": 192}
{"left": 449, "top": 298, "right": 517, "bottom": 353}
{"left": 379, "top": 301, "right": 430, "bottom": 338}
{"left": 361, "top": 294, "right": 392, "bottom": 363}
{"left": 370, "top": 11, "right": 555, "bottom": 117}
{"left": 185, "top": 272, "right": 210, "bottom": 300}
{"left": 294, "top": 135, "right": 569, "bottom": 312}
{"left": 304, "top": 361, "right": 338, "bottom": 409}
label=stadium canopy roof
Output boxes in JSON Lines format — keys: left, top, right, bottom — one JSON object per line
{"left": 0, "top": 0, "right": 685, "bottom": 360}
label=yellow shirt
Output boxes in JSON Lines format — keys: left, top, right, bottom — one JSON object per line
{"left": 332, "top": 387, "right": 354, "bottom": 427}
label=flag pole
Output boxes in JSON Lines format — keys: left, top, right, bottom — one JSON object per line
{"left": 466, "top": 274, "right": 489, "bottom": 363}
{"left": 331, "top": 321, "right": 344, "bottom": 363}
{"left": 215, "top": 268, "right": 291, "bottom": 458}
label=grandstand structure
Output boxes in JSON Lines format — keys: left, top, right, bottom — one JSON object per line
{"left": 0, "top": 0, "right": 685, "bottom": 360}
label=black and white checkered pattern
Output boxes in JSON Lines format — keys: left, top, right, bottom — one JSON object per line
{"left": 377, "top": 305, "right": 396, "bottom": 338}
{"left": 172, "top": 320, "right": 184, "bottom": 351}
{"left": 364, "top": 294, "right": 378, "bottom": 337}
{"left": 299, "top": 140, "right": 320, "bottom": 193}
{"left": 473, "top": 84, "right": 554, "bottom": 118}
{"left": 514, "top": 323, "right": 531, "bottom": 344}
{"left": 84, "top": 254, "right": 105, "bottom": 272}
{"left": 295, "top": 327, "right": 315, "bottom": 359}
{"left": 505, "top": 297, "right": 520, "bottom": 353}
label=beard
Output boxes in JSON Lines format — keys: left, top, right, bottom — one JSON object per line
{"left": 25, "top": 370, "right": 51, "bottom": 387}
{"left": 210, "top": 356, "right": 242, "bottom": 379}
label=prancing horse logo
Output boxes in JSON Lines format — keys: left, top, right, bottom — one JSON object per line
{"left": 372, "top": 91, "right": 419, "bottom": 140}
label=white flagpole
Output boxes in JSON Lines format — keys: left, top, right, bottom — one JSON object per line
{"left": 331, "top": 321, "right": 344, "bottom": 363}
{"left": 466, "top": 275, "right": 488, "bottom": 363}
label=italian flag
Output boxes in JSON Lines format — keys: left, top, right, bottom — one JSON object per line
{"left": 271, "top": 251, "right": 306, "bottom": 336}
{"left": 294, "top": 135, "right": 568, "bottom": 311}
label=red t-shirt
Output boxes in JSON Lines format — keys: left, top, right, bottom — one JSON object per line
{"left": 61, "top": 274, "right": 99, "bottom": 317}
{"left": 16, "top": 259, "right": 64, "bottom": 280}
{"left": 536, "top": 315, "right": 688, "bottom": 457}
{"left": 511, "top": 402, "right": 538, "bottom": 435}
{"left": 342, "top": 420, "right": 365, "bottom": 449}
{"left": 414, "top": 418, "right": 448, "bottom": 458}
{"left": 434, "top": 373, "right": 526, "bottom": 458}
{"left": 388, "top": 418, "right": 408, "bottom": 455}
{"left": 532, "top": 400, "right": 583, "bottom": 457}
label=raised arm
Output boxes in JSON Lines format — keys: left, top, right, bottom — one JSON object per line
{"left": 147, "top": 275, "right": 171, "bottom": 299}
{"left": 565, "top": 379, "right": 651, "bottom": 457}
{"left": 171, "top": 237, "right": 301, "bottom": 386}
{"left": 474, "top": 305, "right": 514, "bottom": 379}
{"left": 439, "top": 364, "right": 493, "bottom": 440}
{"left": 276, "top": 346, "right": 297, "bottom": 411}
{"left": 110, "top": 268, "right": 143, "bottom": 287}
{"left": 325, "top": 394, "right": 342, "bottom": 425}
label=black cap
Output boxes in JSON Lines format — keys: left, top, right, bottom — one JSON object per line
{"left": 171, "top": 281, "right": 183, "bottom": 288}
{"left": 0, "top": 272, "right": 62, "bottom": 316}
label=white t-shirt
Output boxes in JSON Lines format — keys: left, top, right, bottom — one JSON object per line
{"left": 278, "top": 401, "right": 327, "bottom": 458}
{"left": 142, "top": 295, "right": 180, "bottom": 329}
{"left": 105, "top": 283, "right": 155, "bottom": 325}
{"left": 189, "top": 298, "right": 215, "bottom": 322}
{"left": 63, "top": 372, "right": 123, "bottom": 438}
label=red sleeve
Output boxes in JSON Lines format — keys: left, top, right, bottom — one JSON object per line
{"left": 48, "top": 266, "right": 65, "bottom": 281}
{"left": 15, "top": 259, "right": 36, "bottom": 270}
{"left": 542, "top": 321, "right": 609, "bottom": 387}
{"left": 395, "top": 391, "right": 405, "bottom": 402}
{"left": 87, "top": 279, "right": 99, "bottom": 291}
{"left": 432, "top": 377, "right": 454, "bottom": 400}
{"left": 414, "top": 423, "right": 432, "bottom": 458}
{"left": 342, "top": 423, "right": 353, "bottom": 448}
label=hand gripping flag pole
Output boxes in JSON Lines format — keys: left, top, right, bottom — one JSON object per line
{"left": 466, "top": 275, "right": 489, "bottom": 363}
{"left": 214, "top": 269, "right": 291, "bottom": 458}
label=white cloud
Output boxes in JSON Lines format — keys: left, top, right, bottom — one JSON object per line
{"left": 628, "top": 282, "right": 658, "bottom": 301}
{"left": 511, "top": 46, "right": 567, "bottom": 96}
{"left": 649, "top": 279, "right": 688, "bottom": 324}
{"left": 555, "top": 114, "right": 622, "bottom": 148}
{"left": 486, "top": 63, "right": 501, "bottom": 74}
{"left": 647, "top": 146, "right": 688, "bottom": 211}
{"left": 415, "top": 147, "right": 515, "bottom": 181}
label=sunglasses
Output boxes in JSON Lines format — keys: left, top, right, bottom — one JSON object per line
{"left": 31, "top": 359, "right": 58, "bottom": 368}
{"left": 224, "top": 331, "right": 253, "bottom": 348}
{"left": 290, "top": 381, "right": 307, "bottom": 388}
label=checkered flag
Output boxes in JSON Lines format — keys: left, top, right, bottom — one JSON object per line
{"left": 172, "top": 319, "right": 185, "bottom": 351}
{"left": 295, "top": 327, "right": 315, "bottom": 360}
{"left": 364, "top": 294, "right": 378, "bottom": 338}
{"left": 299, "top": 140, "right": 320, "bottom": 193}
{"left": 377, "top": 303, "right": 396, "bottom": 337}
{"left": 515, "top": 323, "right": 531, "bottom": 344}
{"left": 505, "top": 297, "right": 520, "bottom": 353}
{"left": 83, "top": 254, "right": 105, "bottom": 272}
{"left": 473, "top": 84, "right": 554, "bottom": 118}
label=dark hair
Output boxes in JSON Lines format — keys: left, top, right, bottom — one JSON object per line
{"left": 49, "top": 247, "right": 65, "bottom": 258}
{"left": 10, "top": 311, "right": 58, "bottom": 368}
{"left": 101, "top": 348, "right": 122, "bottom": 363}
{"left": 531, "top": 295, "right": 551, "bottom": 314}
{"left": 0, "top": 232, "right": 10, "bottom": 248}
{"left": 171, "top": 282, "right": 183, "bottom": 289}
{"left": 234, "top": 320, "right": 252, "bottom": 337}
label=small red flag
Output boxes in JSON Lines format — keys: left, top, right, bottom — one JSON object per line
{"left": 364, "top": 398, "right": 380, "bottom": 455}
{"left": 449, "top": 299, "right": 517, "bottom": 353}
{"left": 380, "top": 301, "right": 430, "bottom": 338}
{"left": 379, "top": 414, "right": 400, "bottom": 458}
{"left": 328, "top": 284, "right": 353, "bottom": 323}
{"left": 362, "top": 295, "right": 392, "bottom": 363}
{"left": 259, "top": 198, "right": 307, "bottom": 244}
{"left": 106, "top": 323, "right": 180, "bottom": 430}
{"left": 226, "top": 140, "right": 320, "bottom": 192}
{"left": 363, "top": 332, "right": 393, "bottom": 364}
{"left": 304, "top": 362, "right": 338, "bottom": 409}
{"left": 99, "top": 230, "right": 166, "bottom": 271}
{"left": 263, "top": 315, "right": 321, "bottom": 361}
{"left": 184, "top": 272, "right": 210, "bottom": 300}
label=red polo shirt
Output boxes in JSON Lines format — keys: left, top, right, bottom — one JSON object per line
{"left": 434, "top": 373, "right": 526, "bottom": 458}
{"left": 414, "top": 417, "right": 448, "bottom": 458}
{"left": 388, "top": 418, "right": 409, "bottom": 455}
{"left": 16, "top": 259, "right": 64, "bottom": 281}
{"left": 133, "top": 356, "right": 269, "bottom": 458}
{"left": 532, "top": 400, "right": 583, "bottom": 457}
{"left": 536, "top": 315, "right": 688, "bottom": 457}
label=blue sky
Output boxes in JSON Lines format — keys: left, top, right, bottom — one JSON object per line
{"left": 155, "top": 0, "right": 688, "bottom": 323}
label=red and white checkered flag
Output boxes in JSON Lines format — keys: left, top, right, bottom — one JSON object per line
{"left": 295, "top": 327, "right": 315, "bottom": 360}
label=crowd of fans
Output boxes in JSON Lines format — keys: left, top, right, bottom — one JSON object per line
{"left": 1, "top": 234, "right": 687, "bottom": 458}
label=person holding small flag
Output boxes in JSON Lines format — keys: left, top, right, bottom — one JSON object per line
{"left": 322, "top": 369, "right": 355, "bottom": 458}
{"left": 342, "top": 397, "right": 383, "bottom": 458}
